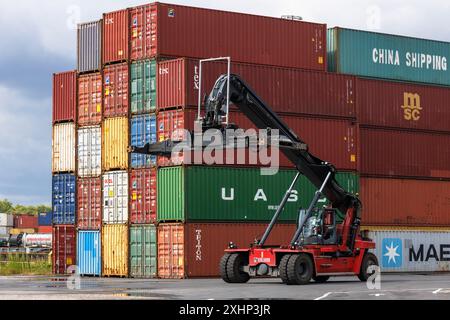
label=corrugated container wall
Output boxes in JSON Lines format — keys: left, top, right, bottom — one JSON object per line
{"left": 77, "top": 231, "right": 101, "bottom": 276}
{"left": 130, "top": 3, "right": 326, "bottom": 70}
{"left": 103, "top": 63, "right": 129, "bottom": 118}
{"left": 157, "top": 166, "right": 359, "bottom": 222}
{"left": 38, "top": 226, "right": 52, "bottom": 234}
{"left": 77, "top": 178, "right": 102, "bottom": 230}
{"left": 78, "top": 126, "right": 101, "bottom": 178}
{"left": 102, "top": 224, "right": 129, "bottom": 277}
{"left": 357, "top": 77, "right": 450, "bottom": 132}
{"left": 103, "top": 9, "right": 129, "bottom": 64}
{"left": 38, "top": 212, "right": 52, "bottom": 226}
{"left": 13, "top": 215, "right": 38, "bottom": 229}
{"left": 103, "top": 171, "right": 129, "bottom": 224}
{"left": 131, "top": 115, "right": 156, "bottom": 168}
{"left": 77, "top": 20, "right": 102, "bottom": 73}
{"left": 130, "top": 225, "right": 157, "bottom": 278}
{"left": 0, "top": 227, "right": 11, "bottom": 236}
{"left": 360, "top": 178, "right": 450, "bottom": 226}
{"left": 0, "top": 213, "right": 14, "bottom": 227}
{"left": 158, "top": 109, "right": 358, "bottom": 171}
{"left": 158, "top": 223, "right": 297, "bottom": 278}
{"left": 52, "top": 123, "right": 76, "bottom": 173}
{"left": 130, "top": 169, "right": 157, "bottom": 224}
{"left": 102, "top": 117, "right": 129, "bottom": 171}
{"left": 366, "top": 229, "right": 450, "bottom": 272}
{"left": 157, "top": 58, "right": 356, "bottom": 117}
{"left": 52, "top": 174, "right": 76, "bottom": 225}
{"left": 328, "top": 27, "right": 450, "bottom": 86}
{"left": 360, "top": 127, "right": 450, "bottom": 178}
{"left": 52, "top": 225, "right": 76, "bottom": 275}
{"left": 78, "top": 73, "right": 102, "bottom": 126}
{"left": 53, "top": 71, "right": 77, "bottom": 123}
{"left": 131, "top": 60, "right": 157, "bottom": 114}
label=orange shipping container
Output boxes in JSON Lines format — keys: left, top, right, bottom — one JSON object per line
{"left": 53, "top": 71, "right": 77, "bottom": 124}
{"left": 360, "top": 177, "right": 450, "bottom": 227}
{"left": 78, "top": 73, "right": 102, "bottom": 126}
{"left": 157, "top": 223, "right": 297, "bottom": 278}
{"left": 103, "top": 63, "right": 129, "bottom": 118}
{"left": 103, "top": 9, "right": 129, "bottom": 64}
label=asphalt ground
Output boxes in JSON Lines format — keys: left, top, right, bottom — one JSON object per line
{"left": 0, "top": 274, "right": 450, "bottom": 300}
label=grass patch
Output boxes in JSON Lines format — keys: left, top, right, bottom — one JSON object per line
{"left": 0, "top": 254, "right": 52, "bottom": 276}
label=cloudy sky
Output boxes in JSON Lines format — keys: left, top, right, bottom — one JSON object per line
{"left": 0, "top": 0, "right": 449, "bottom": 205}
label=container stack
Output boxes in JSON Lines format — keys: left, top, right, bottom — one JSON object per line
{"left": 328, "top": 27, "right": 450, "bottom": 272}
{"left": 0, "top": 214, "right": 14, "bottom": 237}
{"left": 52, "top": 70, "right": 77, "bottom": 274}
{"left": 52, "top": 3, "right": 450, "bottom": 277}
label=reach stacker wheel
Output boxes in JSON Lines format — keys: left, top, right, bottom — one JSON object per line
{"left": 285, "top": 253, "right": 314, "bottom": 285}
{"left": 220, "top": 253, "right": 250, "bottom": 284}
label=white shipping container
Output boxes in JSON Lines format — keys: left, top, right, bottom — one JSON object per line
{"left": 52, "top": 123, "right": 76, "bottom": 173}
{"left": 78, "top": 126, "right": 101, "bottom": 177}
{"left": 367, "top": 229, "right": 450, "bottom": 273}
{"left": 103, "top": 171, "right": 128, "bottom": 224}
{"left": 0, "top": 227, "right": 11, "bottom": 236}
{"left": 0, "top": 213, "right": 14, "bottom": 227}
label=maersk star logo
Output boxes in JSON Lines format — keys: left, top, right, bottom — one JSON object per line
{"left": 382, "top": 238, "right": 402, "bottom": 268}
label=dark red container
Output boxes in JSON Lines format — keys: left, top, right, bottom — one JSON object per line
{"left": 14, "top": 215, "right": 39, "bottom": 229}
{"left": 103, "top": 9, "right": 129, "bottom": 64}
{"left": 157, "top": 58, "right": 356, "bottom": 117}
{"left": 130, "top": 3, "right": 326, "bottom": 70}
{"left": 52, "top": 225, "right": 76, "bottom": 275}
{"left": 360, "top": 177, "right": 450, "bottom": 226}
{"left": 360, "top": 127, "right": 450, "bottom": 178}
{"left": 53, "top": 71, "right": 77, "bottom": 123}
{"left": 157, "top": 108, "right": 358, "bottom": 171}
{"left": 130, "top": 169, "right": 157, "bottom": 224}
{"left": 78, "top": 73, "right": 102, "bottom": 126}
{"left": 103, "top": 63, "right": 129, "bottom": 118}
{"left": 158, "top": 222, "right": 297, "bottom": 278}
{"left": 77, "top": 178, "right": 102, "bottom": 230}
{"left": 358, "top": 78, "right": 450, "bottom": 132}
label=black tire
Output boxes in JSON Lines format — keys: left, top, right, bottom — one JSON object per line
{"left": 226, "top": 253, "right": 250, "bottom": 284}
{"left": 220, "top": 254, "right": 232, "bottom": 283}
{"left": 313, "top": 275, "right": 330, "bottom": 283}
{"left": 279, "top": 254, "right": 292, "bottom": 284}
{"left": 358, "top": 252, "right": 379, "bottom": 282}
{"left": 285, "top": 253, "right": 314, "bottom": 285}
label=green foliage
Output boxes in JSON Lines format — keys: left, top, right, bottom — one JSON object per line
{"left": 0, "top": 254, "right": 52, "bottom": 275}
{"left": 0, "top": 199, "right": 51, "bottom": 215}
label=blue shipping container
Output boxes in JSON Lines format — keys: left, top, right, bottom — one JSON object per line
{"left": 77, "top": 231, "right": 101, "bottom": 276}
{"left": 131, "top": 114, "right": 157, "bottom": 168}
{"left": 38, "top": 212, "right": 53, "bottom": 226}
{"left": 328, "top": 27, "right": 450, "bottom": 86}
{"left": 52, "top": 174, "right": 76, "bottom": 225}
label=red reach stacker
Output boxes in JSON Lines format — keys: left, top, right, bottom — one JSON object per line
{"left": 131, "top": 59, "right": 378, "bottom": 285}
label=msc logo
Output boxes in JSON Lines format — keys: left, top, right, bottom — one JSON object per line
{"left": 382, "top": 238, "right": 402, "bottom": 268}
{"left": 401, "top": 92, "right": 422, "bottom": 121}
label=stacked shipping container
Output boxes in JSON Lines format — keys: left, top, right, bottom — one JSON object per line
{"left": 52, "top": 2, "right": 450, "bottom": 277}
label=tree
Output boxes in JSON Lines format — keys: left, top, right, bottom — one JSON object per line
{"left": 0, "top": 199, "right": 51, "bottom": 215}
{"left": 0, "top": 199, "right": 13, "bottom": 213}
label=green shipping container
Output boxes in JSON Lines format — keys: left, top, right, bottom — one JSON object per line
{"left": 157, "top": 166, "right": 359, "bottom": 222}
{"left": 130, "top": 60, "right": 157, "bottom": 114}
{"left": 328, "top": 27, "right": 450, "bottom": 86}
{"left": 129, "top": 225, "right": 157, "bottom": 278}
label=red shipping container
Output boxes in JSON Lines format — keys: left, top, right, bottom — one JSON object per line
{"left": 130, "top": 3, "right": 326, "bottom": 70}
{"left": 358, "top": 78, "right": 450, "bottom": 132}
{"left": 130, "top": 169, "right": 157, "bottom": 224}
{"left": 360, "top": 177, "right": 450, "bottom": 227}
{"left": 157, "top": 58, "right": 356, "bottom": 117}
{"left": 53, "top": 71, "right": 77, "bottom": 123}
{"left": 52, "top": 225, "right": 76, "bottom": 275}
{"left": 157, "top": 108, "right": 358, "bottom": 171}
{"left": 158, "top": 222, "right": 297, "bottom": 278}
{"left": 14, "top": 215, "right": 39, "bottom": 229}
{"left": 360, "top": 127, "right": 450, "bottom": 178}
{"left": 78, "top": 73, "right": 102, "bottom": 126}
{"left": 38, "top": 226, "right": 53, "bottom": 234}
{"left": 103, "top": 63, "right": 129, "bottom": 118}
{"left": 103, "top": 9, "right": 129, "bottom": 64}
{"left": 77, "top": 178, "right": 102, "bottom": 230}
